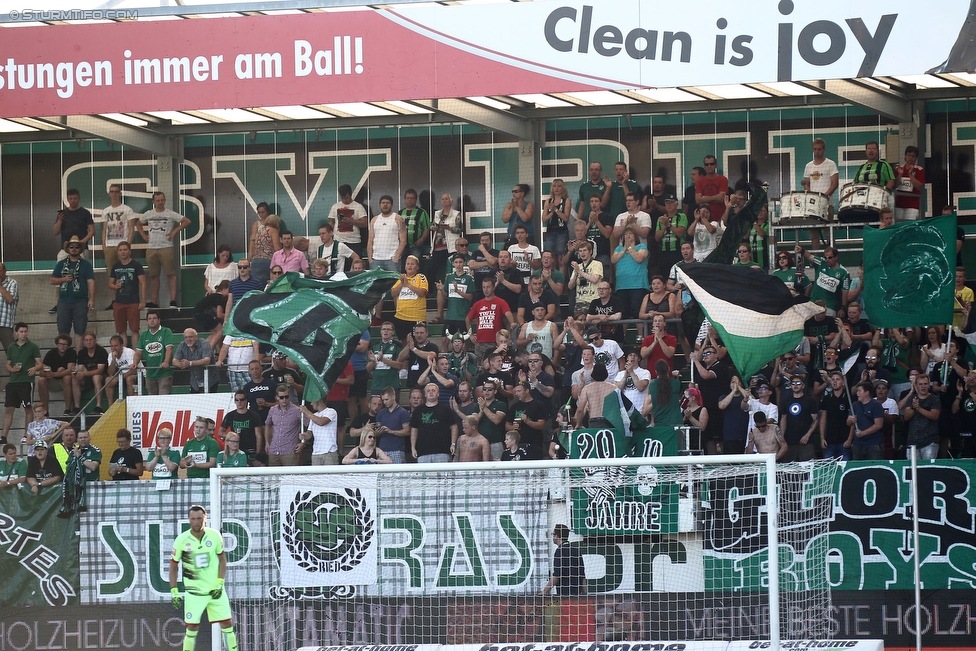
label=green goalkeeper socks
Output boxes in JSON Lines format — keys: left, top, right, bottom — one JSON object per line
{"left": 222, "top": 626, "right": 238, "bottom": 651}
{"left": 182, "top": 628, "right": 197, "bottom": 651}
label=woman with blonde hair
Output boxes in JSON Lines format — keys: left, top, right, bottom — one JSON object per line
{"left": 249, "top": 204, "right": 281, "bottom": 283}
{"left": 542, "top": 178, "right": 572, "bottom": 265}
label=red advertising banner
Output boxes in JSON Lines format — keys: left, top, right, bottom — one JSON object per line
{"left": 0, "top": 9, "right": 595, "bottom": 119}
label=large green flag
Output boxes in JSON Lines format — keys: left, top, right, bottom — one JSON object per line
{"left": 0, "top": 486, "right": 79, "bottom": 606}
{"left": 863, "top": 214, "right": 956, "bottom": 327}
{"left": 225, "top": 269, "right": 398, "bottom": 402}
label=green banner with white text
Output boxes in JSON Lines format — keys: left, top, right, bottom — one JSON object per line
{"left": 0, "top": 485, "right": 80, "bottom": 607}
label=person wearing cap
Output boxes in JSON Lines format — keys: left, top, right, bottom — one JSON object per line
{"left": 744, "top": 412, "right": 787, "bottom": 461}
{"left": 25, "top": 440, "right": 64, "bottom": 494}
{"left": 741, "top": 379, "right": 779, "bottom": 436}
{"left": 262, "top": 350, "right": 304, "bottom": 403}
{"left": 779, "top": 374, "right": 818, "bottom": 462}
{"left": 51, "top": 235, "right": 96, "bottom": 351}
{"left": 819, "top": 371, "right": 851, "bottom": 461}
{"left": 654, "top": 194, "right": 688, "bottom": 274}
{"left": 585, "top": 326, "right": 624, "bottom": 382}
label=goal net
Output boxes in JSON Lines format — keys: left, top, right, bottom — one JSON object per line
{"left": 210, "top": 456, "right": 839, "bottom": 651}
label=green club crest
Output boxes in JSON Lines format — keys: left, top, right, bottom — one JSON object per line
{"left": 282, "top": 489, "right": 374, "bottom": 572}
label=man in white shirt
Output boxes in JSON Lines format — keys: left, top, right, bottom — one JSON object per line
{"left": 100, "top": 183, "right": 135, "bottom": 307}
{"left": 135, "top": 191, "right": 190, "bottom": 308}
{"left": 105, "top": 334, "right": 137, "bottom": 404}
{"left": 300, "top": 398, "right": 339, "bottom": 465}
{"left": 309, "top": 222, "right": 361, "bottom": 274}
{"left": 611, "top": 193, "right": 652, "bottom": 246}
{"left": 328, "top": 184, "right": 369, "bottom": 255}
{"left": 507, "top": 224, "right": 541, "bottom": 285}
{"left": 217, "top": 335, "right": 261, "bottom": 391}
{"left": 801, "top": 137, "right": 839, "bottom": 251}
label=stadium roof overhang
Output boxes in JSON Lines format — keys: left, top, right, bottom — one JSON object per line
{"left": 0, "top": 0, "right": 974, "bottom": 153}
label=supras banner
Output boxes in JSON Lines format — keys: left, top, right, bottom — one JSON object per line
{"left": 0, "top": 1, "right": 971, "bottom": 118}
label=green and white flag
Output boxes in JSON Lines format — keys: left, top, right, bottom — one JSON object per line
{"left": 225, "top": 269, "right": 398, "bottom": 402}
{"left": 676, "top": 264, "right": 824, "bottom": 380}
{"left": 863, "top": 214, "right": 956, "bottom": 328}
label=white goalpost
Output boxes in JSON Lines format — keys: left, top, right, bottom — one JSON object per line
{"left": 208, "top": 455, "right": 844, "bottom": 651}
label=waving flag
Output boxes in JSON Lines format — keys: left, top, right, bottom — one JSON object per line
{"left": 863, "top": 215, "right": 956, "bottom": 328}
{"left": 676, "top": 264, "right": 824, "bottom": 380}
{"left": 225, "top": 270, "right": 398, "bottom": 402}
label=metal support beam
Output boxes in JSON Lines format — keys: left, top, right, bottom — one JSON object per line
{"left": 42, "top": 115, "right": 182, "bottom": 157}
{"left": 414, "top": 99, "right": 544, "bottom": 145}
{"left": 802, "top": 79, "right": 913, "bottom": 123}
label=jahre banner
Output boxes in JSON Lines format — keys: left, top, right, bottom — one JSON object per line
{"left": 0, "top": 1, "right": 973, "bottom": 117}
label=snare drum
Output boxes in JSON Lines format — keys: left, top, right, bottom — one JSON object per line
{"left": 838, "top": 182, "right": 892, "bottom": 214}
{"left": 780, "top": 191, "right": 830, "bottom": 221}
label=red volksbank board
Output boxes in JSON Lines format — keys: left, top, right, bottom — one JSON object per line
{"left": 0, "top": 0, "right": 970, "bottom": 119}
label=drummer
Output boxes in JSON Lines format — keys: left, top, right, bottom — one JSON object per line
{"left": 894, "top": 145, "right": 925, "bottom": 221}
{"left": 844, "top": 141, "right": 895, "bottom": 223}
{"left": 801, "top": 138, "right": 839, "bottom": 251}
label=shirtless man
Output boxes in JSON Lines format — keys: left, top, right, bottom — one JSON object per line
{"left": 744, "top": 412, "right": 787, "bottom": 461}
{"left": 574, "top": 364, "right": 618, "bottom": 428}
{"left": 456, "top": 415, "right": 491, "bottom": 462}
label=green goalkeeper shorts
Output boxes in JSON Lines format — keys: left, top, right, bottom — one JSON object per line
{"left": 183, "top": 590, "right": 232, "bottom": 625}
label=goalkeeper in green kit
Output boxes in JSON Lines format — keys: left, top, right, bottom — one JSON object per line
{"left": 169, "top": 505, "right": 238, "bottom": 651}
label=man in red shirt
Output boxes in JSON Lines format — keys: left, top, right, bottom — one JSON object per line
{"left": 894, "top": 145, "right": 924, "bottom": 222}
{"left": 467, "top": 276, "right": 515, "bottom": 365}
{"left": 326, "top": 361, "right": 355, "bottom": 455}
{"left": 695, "top": 155, "right": 729, "bottom": 222}
{"left": 639, "top": 313, "right": 677, "bottom": 378}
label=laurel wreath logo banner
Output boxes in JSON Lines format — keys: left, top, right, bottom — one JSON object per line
{"left": 278, "top": 483, "right": 378, "bottom": 587}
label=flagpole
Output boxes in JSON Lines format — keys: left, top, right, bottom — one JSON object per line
{"left": 943, "top": 324, "right": 952, "bottom": 386}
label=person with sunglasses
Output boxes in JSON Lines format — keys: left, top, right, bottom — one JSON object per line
{"left": 52, "top": 236, "right": 96, "bottom": 350}
{"left": 265, "top": 386, "right": 304, "bottom": 466}
{"left": 343, "top": 427, "right": 392, "bottom": 464}
{"left": 732, "top": 244, "right": 761, "bottom": 269}
{"left": 795, "top": 244, "right": 850, "bottom": 316}
{"left": 694, "top": 155, "right": 729, "bottom": 222}
{"left": 741, "top": 381, "right": 779, "bottom": 437}
{"left": 772, "top": 250, "right": 809, "bottom": 297}
{"left": 779, "top": 373, "right": 819, "bottom": 462}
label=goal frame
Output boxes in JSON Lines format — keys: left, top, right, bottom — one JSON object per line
{"left": 209, "top": 453, "right": 781, "bottom": 650}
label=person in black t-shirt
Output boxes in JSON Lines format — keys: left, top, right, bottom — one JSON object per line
{"left": 26, "top": 441, "right": 64, "bottom": 494}
{"left": 410, "top": 383, "right": 457, "bottom": 462}
{"left": 73, "top": 332, "right": 109, "bottom": 414}
{"left": 108, "top": 429, "right": 144, "bottom": 480}
{"left": 220, "top": 390, "right": 265, "bottom": 458}
{"left": 499, "top": 429, "right": 529, "bottom": 461}
{"left": 243, "top": 359, "right": 275, "bottom": 423}
{"left": 262, "top": 351, "right": 304, "bottom": 402}
{"left": 397, "top": 323, "right": 440, "bottom": 388}
{"left": 38, "top": 334, "right": 77, "bottom": 415}
{"left": 506, "top": 382, "right": 549, "bottom": 458}
{"left": 541, "top": 524, "right": 586, "bottom": 596}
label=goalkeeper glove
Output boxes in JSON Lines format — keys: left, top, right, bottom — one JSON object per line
{"left": 170, "top": 587, "right": 183, "bottom": 610}
{"left": 209, "top": 578, "right": 224, "bottom": 600}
